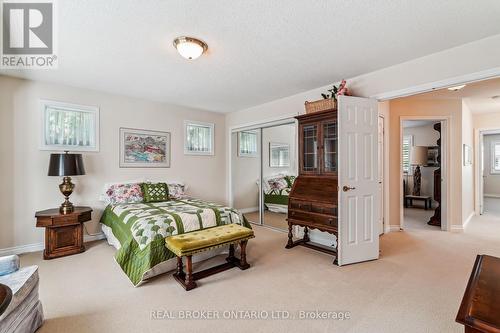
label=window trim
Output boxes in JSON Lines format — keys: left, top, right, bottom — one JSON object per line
{"left": 238, "top": 130, "right": 258, "bottom": 157}
{"left": 183, "top": 120, "right": 215, "bottom": 156}
{"left": 40, "top": 99, "right": 100, "bottom": 152}
{"left": 491, "top": 141, "right": 500, "bottom": 174}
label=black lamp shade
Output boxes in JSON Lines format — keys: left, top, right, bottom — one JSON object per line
{"left": 48, "top": 153, "right": 86, "bottom": 176}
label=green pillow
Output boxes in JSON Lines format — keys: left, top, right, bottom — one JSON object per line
{"left": 141, "top": 182, "right": 169, "bottom": 202}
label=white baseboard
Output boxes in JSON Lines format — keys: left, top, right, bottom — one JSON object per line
{"left": 450, "top": 225, "right": 464, "bottom": 232}
{"left": 484, "top": 193, "right": 500, "bottom": 198}
{"left": 386, "top": 225, "right": 401, "bottom": 232}
{"left": 239, "top": 207, "right": 259, "bottom": 214}
{"left": 0, "top": 232, "right": 106, "bottom": 257}
{"left": 463, "top": 212, "right": 475, "bottom": 230}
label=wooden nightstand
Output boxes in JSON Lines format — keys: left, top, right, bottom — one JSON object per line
{"left": 35, "top": 207, "right": 92, "bottom": 259}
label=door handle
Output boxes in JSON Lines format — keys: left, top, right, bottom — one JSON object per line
{"left": 343, "top": 186, "right": 356, "bottom": 192}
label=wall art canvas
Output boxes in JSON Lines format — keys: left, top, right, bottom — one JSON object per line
{"left": 120, "top": 128, "right": 171, "bottom": 168}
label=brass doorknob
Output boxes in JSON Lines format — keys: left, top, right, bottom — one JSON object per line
{"left": 343, "top": 186, "right": 356, "bottom": 192}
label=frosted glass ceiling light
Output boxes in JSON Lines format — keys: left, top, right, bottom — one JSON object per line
{"left": 173, "top": 36, "right": 208, "bottom": 60}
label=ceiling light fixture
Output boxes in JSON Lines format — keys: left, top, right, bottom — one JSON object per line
{"left": 173, "top": 36, "right": 208, "bottom": 60}
{"left": 447, "top": 84, "right": 466, "bottom": 91}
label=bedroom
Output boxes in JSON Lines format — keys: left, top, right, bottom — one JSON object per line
{"left": 1, "top": 1, "right": 500, "bottom": 333}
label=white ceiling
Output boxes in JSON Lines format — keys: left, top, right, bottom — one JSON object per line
{"left": 2, "top": 0, "right": 500, "bottom": 113}
{"left": 408, "top": 77, "right": 500, "bottom": 113}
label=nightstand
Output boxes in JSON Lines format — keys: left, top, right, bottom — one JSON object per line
{"left": 35, "top": 207, "right": 92, "bottom": 259}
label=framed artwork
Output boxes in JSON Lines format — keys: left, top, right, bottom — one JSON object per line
{"left": 426, "top": 146, "right": 439, "bottom": 167}
{"left": 269, "top": 142, "right": 290, "bottom": 167}
{"left": 463, "top": 144, "right": 472, "bottom": 166}
{"left": 119, "top": 128, "right": 171, "bottom": 168}
{"left": 40, "top": 99, "right": 100, "bottom": 152}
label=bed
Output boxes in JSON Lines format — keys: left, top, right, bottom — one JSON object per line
{"left": 100, "top": 196, "right": 250, "bottom": 286}
{"left": 262, "top": 174, "right": 296, "bottom": 213}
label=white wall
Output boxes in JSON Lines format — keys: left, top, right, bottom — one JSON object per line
{"left": 403, "top": 123, "right": 440, "bottom": 198}
{"left": 483, "top": 134, "right": 500, "bottom": 196}
{"left": 0, "top": 75, "right": 226, "bottom": 250}
{"left": 461, "top": 102, "right": 475, "bottom": 224}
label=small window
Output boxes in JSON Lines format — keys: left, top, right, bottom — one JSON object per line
{"left": 238, "top": 131, "right": 258, "bottom": 157}
{"left": 270, "top": 143, "right": 290, "bottom": 167}
{"left": 41, "top": 100, "right": 99, "bottom": 152}
{"left": 491, "top": 142, "right": 500, "bottom": 174}
{"left": 402, "top": 135, "right": 413, "bottom": 174}
{"left": 184, "top": 121, "right": 214, "bottom": 155}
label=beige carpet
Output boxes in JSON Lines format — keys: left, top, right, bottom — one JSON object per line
{"left": 245, "top": 210, "right": 288, "bottom": 230}
{"left": 19, "top": 212, "right": 500, "bottom": 333}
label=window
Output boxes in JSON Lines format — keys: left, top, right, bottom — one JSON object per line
{"left": 41, "top": 100, "right": 99, "bottom": 152}
{"left": 184, "top": 121, "right": 214, "bottom": 155}
{"left": 491, "top": 142, "right": 500, "bottom": 174}
{"left": 402, "top": 135, "right": 413, "bottom": 174}
{"left": 270, "top": 143, "right": 290, "bottom": 167}
{"left": 238, "top": 131, "right": 258, "bottom": 157}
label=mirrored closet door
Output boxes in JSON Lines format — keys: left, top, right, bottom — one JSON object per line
{"left": 231, "top": 121, "right": 297, "bottom": 230}
{"left": 231, "top": 129, "right": 261, "bottom": 225}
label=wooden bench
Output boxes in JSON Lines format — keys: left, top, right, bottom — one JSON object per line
{"left": 404, "top": 195, "right": 432, "bottom": 210}
{"left": 165, "top": 224, "right": 254, "bottom": 291}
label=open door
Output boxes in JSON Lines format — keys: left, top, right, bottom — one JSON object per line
{"left": 338, "top": 96, "right": 379, "bottom": 265}
{"left": 480, "top": 132, "right": 485, "bottom": 215}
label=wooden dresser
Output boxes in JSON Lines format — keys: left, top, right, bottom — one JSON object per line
{"left": 286, "top": 109, "right": 339, "bottom": 264}
{"left": 456, "top": 255, "right": 500, "bottom": 333}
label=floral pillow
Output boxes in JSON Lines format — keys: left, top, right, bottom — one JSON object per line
{"left": 267, "top": 176, "right": 288, "bottom": 193}
{"left": 168, "top": 182, "right": 187, "bottom": 199}
{"left": 105, "top": 183, "right": 144, "bottom": 205}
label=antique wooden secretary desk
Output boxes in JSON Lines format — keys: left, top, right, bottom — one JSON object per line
{"left": 286, "top": 96, "right": 380, "bottom": 266}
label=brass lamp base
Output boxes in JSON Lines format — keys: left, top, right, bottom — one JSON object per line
{"left": 59, "top": 176, "right": 75, "bottom": 214}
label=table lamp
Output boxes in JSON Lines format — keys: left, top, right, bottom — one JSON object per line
{"left": 410, "top": 146, "right": 428, "bottom": 196}
{"left": 48, "top": 152, "right": 86, "bottom": 214}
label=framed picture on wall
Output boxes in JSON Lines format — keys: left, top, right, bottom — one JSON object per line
{"left": 463, "top": 144, "right": 472, "bottom": 166}
{"left": 119, "top": 128, "right": 171, "bottom": 168}
{"left": 426, "top": 146, "right": 439, "bottom": 167}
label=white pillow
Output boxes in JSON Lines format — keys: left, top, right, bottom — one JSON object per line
{"left": 99, "top": 179, "right": 145, "bottom": 202}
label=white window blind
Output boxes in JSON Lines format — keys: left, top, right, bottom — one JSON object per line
{"left": 184, "top": 121, "right": 214, "bottom": 155}
{"left": 238, "top": 131, "right": 258, "bottom": 157}
{"left": 402, "top": 135, "right": 413, "bottom": 173}
{"left": 41, "top": 100, "right": 99, "bottom": 152}
{"left": 492, "top": 142, "right": 500, "bottom": 173}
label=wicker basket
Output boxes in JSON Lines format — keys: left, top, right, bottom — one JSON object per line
{"left": 304, "top": 99, "right": 337, "bottom": 114}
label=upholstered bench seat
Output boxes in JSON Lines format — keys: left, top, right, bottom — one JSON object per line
{"left": 166, "top": 224, "right": 254, "bottom": 257}
{"left": 165, "top": 224, "right": 254, "bottom": 291}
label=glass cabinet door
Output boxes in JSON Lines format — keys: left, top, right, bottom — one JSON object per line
{"left": 322, "top": 121, "right": 338, "bottom": 173}
{"left": 302, "top": 124, "right": 318, "bottom": 173}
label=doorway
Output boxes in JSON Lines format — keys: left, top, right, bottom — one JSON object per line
{"left": 400, "top": 118, "right": 449, "bottom": 231}
{"left": 231, "top": 121, "right": 297, "bottom": 231}
{"left": 477, "top": 130, "right": 500, "bottom": 216}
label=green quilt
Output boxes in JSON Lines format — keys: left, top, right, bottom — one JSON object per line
{"left": 100, "top": 198, "right": 251, "bottom": 286}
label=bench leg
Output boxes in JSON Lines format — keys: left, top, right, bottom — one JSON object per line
{"left": 184, "top": 255, "right": 197, "bottom": 291}
{"left": 176, "top": 256, "right": 184, "bottom": 276}
{"left": 226, "top": 244, "right": 235, "bottom": 262}
{"left": 239, "top": 240, "right": 250, "bottom": 270}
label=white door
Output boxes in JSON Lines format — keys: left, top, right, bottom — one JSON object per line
{"left": 480, "top": 133, "right": 485, "bottom": 215}
{"left": 378, "top": 116, "right": 385, "bottom": 235}
{"left": 338, "top": 96, "right": 379, "bottom": 266}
